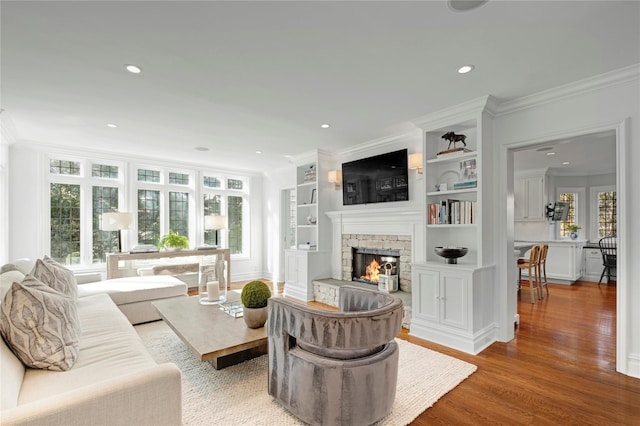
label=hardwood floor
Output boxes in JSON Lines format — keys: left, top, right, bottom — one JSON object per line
{"left": 218, "top": 279, "right": 639, "bottom": 424}
{"left": 400, "top": 280, "right": 640, "bottom": 425}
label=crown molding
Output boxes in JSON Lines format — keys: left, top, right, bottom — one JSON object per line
{"left": 496, "top": 63, "right": 640, "bottom": 116}
{"left": 411, "top": 95, "right": 497, "bottom": 131}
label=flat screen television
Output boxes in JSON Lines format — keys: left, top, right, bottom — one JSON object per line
{"left": 342, "top": 149, "right": 408, "bottom": 206}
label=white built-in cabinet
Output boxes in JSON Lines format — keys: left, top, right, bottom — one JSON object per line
{"left": 514, "top": 170, "right": 547, "bottom": 221}
{"left": 583, "top": 246, "right": 604, "bottom": 282}
{"left": 283, "top": 150, "right": 332, "bottom": 302}
{"left": 411, "top": 96, "right": 497, "bottom": 355}
{"left": 412, "top": 264, "right": 495, "bottom": 354}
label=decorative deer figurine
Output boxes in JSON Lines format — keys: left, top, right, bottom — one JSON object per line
{"left": 442, "top": 132, "right": 467, "bottom": 149}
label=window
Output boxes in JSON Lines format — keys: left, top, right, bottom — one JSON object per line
{"left": 50, "top": 183, "right": 81, "bottom": 264}
{"left": 48, "top": 157, "right": 124, "bottom": 265}
{"left": 556, "top": 187, "right": 585, "bottom": 239}
{"left": 134, "top": 165, "right": 194, "bottom": 246}
{"left": 45, "top": 155, "right": 251, "bottom": 268}
{"left": 590, "top": 186, "right": 616, "bottom": 239}
{"left": 137, "top": 189, "right": 160, "bottom": 244}
{"left": 202, "top": 174, "right": 249, "bottom": 256}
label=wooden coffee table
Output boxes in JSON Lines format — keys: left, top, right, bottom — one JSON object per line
{"left": 152, "top": 295, "right": 267, "bottom": 369}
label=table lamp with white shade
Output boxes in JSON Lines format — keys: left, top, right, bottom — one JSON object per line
{"left": 100, "top": 211, "right": 133, "bottom": 253}
{"left": 203, "top": 214, "right": 227, "bottom": 248}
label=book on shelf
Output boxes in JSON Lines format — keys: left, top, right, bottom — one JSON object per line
{"left": 427, "top": 200, "right": 475, "bottom": 224}
{"left": 436, "top": 147, "right": 473, "bottom": 159}
{"left": 453, "top": 180, "right": 477, "bottom": 190}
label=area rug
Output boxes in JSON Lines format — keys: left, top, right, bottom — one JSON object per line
{"left": 136, "top": 321, "right": 477, "bottom": 425}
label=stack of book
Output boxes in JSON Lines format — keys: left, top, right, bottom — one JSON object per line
{"left": 298, "top": 243, "right": 317, "bottom": 250}
{"left": 428, "top": 200, "right": 476, "bottom": 224}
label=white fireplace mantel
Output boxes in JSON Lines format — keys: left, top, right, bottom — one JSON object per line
{"left": 325, "top": 207, "right": 424, "bottom": 280}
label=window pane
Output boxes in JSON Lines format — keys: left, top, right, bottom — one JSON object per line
{"left": 138, "top": 189, "right": 160, "bottom": 244}
{"left": 559, "top": 193, "right": 576, "bottom": 237}
{"left": 50, "top": 183, "right": 81, "bottom": 264}
{"left": 227, "top": 178, "right": 243, "bottom": 190}
{"left": 204, "top": 176, "right": 221, "bottom": 188}
{"left": 204, "top": 194, "right": 222, "bottom": 245}
{"left": 228, "top": 196, "right": 243, "bottom": 254}
{"left": 92, "top": 186, "right": 119, "bottom": 262}
{"left": 169, "top": 191, "right": 189, "bottom": 238}
{"left": 169, "top": 172, "right": 189, "bottom": 185}
{"left": 137, "top": 168, "right": 160, "bottom": 182}
{"left": 598, "top": 191, "right": 617, "bottom": 238}
{"left": 50, "top": 159, "right": 80, "bottom": 175}
{"left": 92, "top": 164, "right": 119, "bottom": 179}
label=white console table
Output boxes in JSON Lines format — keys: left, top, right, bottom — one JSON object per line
{"left": 107, "top": 249, "right": 230, "bottom": 288}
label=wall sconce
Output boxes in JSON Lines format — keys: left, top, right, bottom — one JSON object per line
{"left": 328, "top": 170, "right": 342, "bottom": 189}
{"left": 408, "top": 153, "right": 423, "bottom": 174}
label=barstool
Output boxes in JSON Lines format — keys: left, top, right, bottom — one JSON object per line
{"left": 538, "top": 244, "right": 549, "bottom": 298}
{"left": 517, "top": 245, "right": 541, "bottom": 304}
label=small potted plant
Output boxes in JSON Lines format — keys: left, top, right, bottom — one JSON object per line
{"left": 567, "top": 224, "right": 582, "bottom": 240}
{"left": 158, "top": 230, "right": 189, "bottom": 251}
{"left": 240, "top": 280, "right": 271, "bottom": 328}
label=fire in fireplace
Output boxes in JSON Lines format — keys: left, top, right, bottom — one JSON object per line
{"left": 352, "top": 247, "right": 400, "bottom": 290}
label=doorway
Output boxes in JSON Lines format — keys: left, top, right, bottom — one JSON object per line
{"left": 503, "top": 120, "right": 627, "bottom": 375}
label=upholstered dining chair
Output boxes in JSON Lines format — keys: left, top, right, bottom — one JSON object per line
{"left": 267, "top": 285, "right": 403, "bottom": 426}
{"left": 598, "top": 236, "right": 617, "bottom": 285}
{"left": 517, "top": 245, "right": 541, "bottom": 303}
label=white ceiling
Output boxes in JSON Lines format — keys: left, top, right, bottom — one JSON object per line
{"left": 2, "top": 1, "right": 639, "bottom": 172}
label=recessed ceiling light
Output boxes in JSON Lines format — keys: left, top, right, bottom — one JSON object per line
{"left": 125, "top": 64, "right": 142, "bottom": 74}
{"left": 546, "top": 152, "right": 556, "bottom": 156}
{"left": 194, "top": 146, "right": 209, "bottom": 152}
{"left": 321, "top": 124, "right": 331, "bottom": 129}
{"left": 256, "top": 150, "right": 263, "bottom": 154}
{"left": 457, "top": 65, "right": 475, "bottom": 74}
{"left": 562, "top": 161, "right": 570, "bottom": 165}
{"left": 106, "top": 123, "right": 117, "bottom": 128}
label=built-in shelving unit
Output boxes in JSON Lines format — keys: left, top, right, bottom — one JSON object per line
{"left": 284, "top": 150, "right": 332, "bottom": 301}
{"left": 411, "top": 96, "right": 497, "bottom": 355}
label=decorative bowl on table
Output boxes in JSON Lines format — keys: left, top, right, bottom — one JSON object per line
{"left": 434, "top": 246, "right": 468, "bottom": 264}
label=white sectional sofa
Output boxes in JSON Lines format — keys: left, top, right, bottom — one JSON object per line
{"left": 1, "top": 260, "right": 184, "bottom": 426}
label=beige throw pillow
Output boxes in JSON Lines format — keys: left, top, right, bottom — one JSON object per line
{"left": 0, "top": 275, "right": 81, "bottom": 371}
{"left": 32, "top": 256, "right": 78, "bottom": 300}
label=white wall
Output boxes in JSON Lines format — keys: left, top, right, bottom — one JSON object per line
{"left": 7, "top": 143, "right": 265, "bottom": 283}
{"left": 493, "top": 68, "right": 640, "bottom": 377}
{"left": 262, "top": 164, "right": 295, "bottom": 286}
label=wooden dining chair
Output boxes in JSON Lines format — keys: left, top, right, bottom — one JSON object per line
{"left": 598, "top": 236, "right": 617, "bottom": 285}
{"left": 538, "top": 244, "right": 549, "bottom": 298}
{"left": 517, "top": 244, "right": 541, "bottom": 303}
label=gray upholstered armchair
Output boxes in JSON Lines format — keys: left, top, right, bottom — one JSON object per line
{"left": 267, "top": 285, "right": 403, "bottom": 426}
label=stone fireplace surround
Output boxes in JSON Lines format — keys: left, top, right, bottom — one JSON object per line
{"left": 326, "top": 208, "right": 424, "bottom": 292}
{"left": 343, "top": 235, "right": 410, "bottom": 292}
